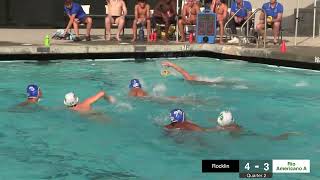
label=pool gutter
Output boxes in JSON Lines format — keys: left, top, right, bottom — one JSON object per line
{"left": 0, "top": 44, "right": 319, "bottom": 71}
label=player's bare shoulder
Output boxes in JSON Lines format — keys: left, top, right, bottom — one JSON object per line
{"left": 146, "top": 4, "right": 150, "bottom": 10}
{"left": 195, "top": 3, "right": 201, "bottom": 9}
{"left": 135, "top": 4, "right": 139, "bottom": 10}
{"left": 120, "top": 0, "right": 126, "bottom": 6}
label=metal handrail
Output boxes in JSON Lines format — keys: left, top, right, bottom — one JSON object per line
{"left": 176, "top": 0, "right": 179, "bottom": 42}
{"left": 240, "top": 8, "right": 267, "bottom": 48}
{"left": 224, "top": 8, "right": 242, "bottom": 39}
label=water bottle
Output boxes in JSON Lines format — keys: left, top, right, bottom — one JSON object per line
{"left": 149, "top": 29, "right": 154, "bottom": 41}
{"left": 44, "top": 35, "right": 50, "bottom": 47}
{"left": 139, "top": 26, "right": 144, "bottom": 42}
{"left": 189, "top": 33, "right": 193, "bottom": 43}
{"left": 153, "top": 32, "right": 157, "bottom": 41}
{"left": 149, "top": 33, "right": 153, "bottom": 41}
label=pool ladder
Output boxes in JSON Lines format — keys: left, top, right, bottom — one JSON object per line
{"left": 224, "top": 8, "right": 267, "bottom": 48}
{"left": 224, "top": 9, "right": 242, "bottom": 42}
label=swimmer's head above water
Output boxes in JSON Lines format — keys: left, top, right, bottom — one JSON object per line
{"left": 128, "top": 79, "right": 148, "bottom": 97}
{"left": 64, "top": 92, "right": 79, "bottom": 107}
{"left": 169, "top": 109, "right": 186, "bottom": 123}
{"left": 129, "top": 79, "right": 142, "bottom": 89}
{"left": 217, "top": 111, "right": 234, "bottom": 127}
{"left": 165, "top": 109, "right": 205, "bottom": 131}
{"left": 26, "top": 84, "right": 42, "bottom": 101}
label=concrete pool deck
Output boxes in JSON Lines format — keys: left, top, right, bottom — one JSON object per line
{"left": 0, "top": 28, "right": 320, "bottom": 70}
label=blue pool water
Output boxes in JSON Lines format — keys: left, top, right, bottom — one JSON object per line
{"left": 0, "top": 57, "right": 319, "bottom": 180}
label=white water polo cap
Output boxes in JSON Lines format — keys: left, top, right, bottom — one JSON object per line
{"left": 217, "top": 111, "right": 234, "bottom": 126}
{"left": 64, "top": 92, "right": 79, "bottom": 107}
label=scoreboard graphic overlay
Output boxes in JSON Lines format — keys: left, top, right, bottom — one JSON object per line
{"left": 202, "top": 160, "right": 310, "bottom": 178}
{"left": 239, "top": 160, "right": 273, "bottom": 178}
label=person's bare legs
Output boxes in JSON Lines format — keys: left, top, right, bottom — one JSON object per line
{"left": 73, "top": 21, "right": 80, "bottom": 37}
{"left": 257, "top": 14, "right": 266, "bottom": 40}
{"left": 105, "top": 16, "right": 113, "bottom": 40}
{"left": 163, "top": 17, "right": 170, "bottom": 42}
{"left": 256, "top": 22, "right": 266, "bottom": 44}
{"left": 85, "top": 17, "right": 92, "bottom": 37}
{"left": 131, "top": 19, "right": 138, "bottom": 42}
{"left": 272, "top": 22, "right": 280, "bottom": 44}
{"left": 219, "top": 21, "right": 224, "bottom": 44}
{"left": 115, "top": 17, "right": 125, "bottom": 42}
{"left": 178, "top": 19, "right": 186, "bottom": 42}
{"left": 256, "top": 23, "right": 265, "bottom": 37}
{"left": 146, "top": 19, "right": 151, "bottom": 42}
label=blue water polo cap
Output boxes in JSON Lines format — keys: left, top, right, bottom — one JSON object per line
{"left": 129, "top": 79, "right": 142, "bottom": 89}
{"left": 26, "top": 84, "right": 40, "bottom": 98}
{"left": 169, "top": 109, "right": 185, "bottom": 123}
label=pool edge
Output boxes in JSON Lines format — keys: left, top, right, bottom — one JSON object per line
{"left": 0, "top": 44, "right": 319, "bottom": 71}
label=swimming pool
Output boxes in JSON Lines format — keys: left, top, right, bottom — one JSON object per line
{"left": 0, "top": 57, "right": 319, "bottom": 180}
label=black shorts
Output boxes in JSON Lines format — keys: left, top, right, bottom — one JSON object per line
{"left": 154, "top": 16, "right": 176, "bottom": 25}
{"left": 111, "top": 16, "right": 120, "bottom": 21}
{"left": 77, "top": 16, "right": 87, "bottom": 23}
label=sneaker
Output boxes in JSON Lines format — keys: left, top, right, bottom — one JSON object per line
{"left": 242, "top": 38, "right": 249, "bottom": 44}
{"left": 227, "top": 37, "right": 240, "bottom": 44}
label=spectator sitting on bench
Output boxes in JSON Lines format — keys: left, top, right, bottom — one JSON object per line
{"left": 210, "top": 0, "right": 228, "bottom": 44}
{"left": 178, "top": 0, "right": 200, "bottom": 42}
{"left": 131, "top": 0, "right": 151, "bottom": 42}
{"left": 63, "top": 0, "right": 93, "bottom": 41}
{"left": 227, "top": 0, "right": 252, "bottom": 44}
{"left": 105, "top": 0, "right": 127, "bottom": 42}
{"left": 153, "top": 0, "right": 177, "bottom": 41}
{"left": 256, "top": 0, "right": 283, "bottom": 45}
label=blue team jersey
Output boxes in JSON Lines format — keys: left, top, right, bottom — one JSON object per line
{"left": 64, "top": 2, "right": 87, "bottom": 21}
{"left": 262, "top": 2, "right": 284, "bottom": 18}
{"left": 231, "top": 1, "right": 252, "bottom": 18}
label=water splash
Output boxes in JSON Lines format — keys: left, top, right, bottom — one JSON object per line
{"left": 153, "top": 114, "right": 168, "bottom": 126}
{"left": 116, "top": 102, "right": 133, "bottom": 112}
{"left": 295, "top": 81, "right": 309, "bottom": 87}
{"left": 233, "top": 84, "right": 249, "bottom": 89}
{"left": 152, "top": 83, "right": 167, "bottom": 96}
{"left": 197, "top": 76, "right": 225, "bottom": 83}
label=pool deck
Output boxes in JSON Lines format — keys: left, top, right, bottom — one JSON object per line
{"left": 1, "top": 28, "right": 320, "bottom": 69}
